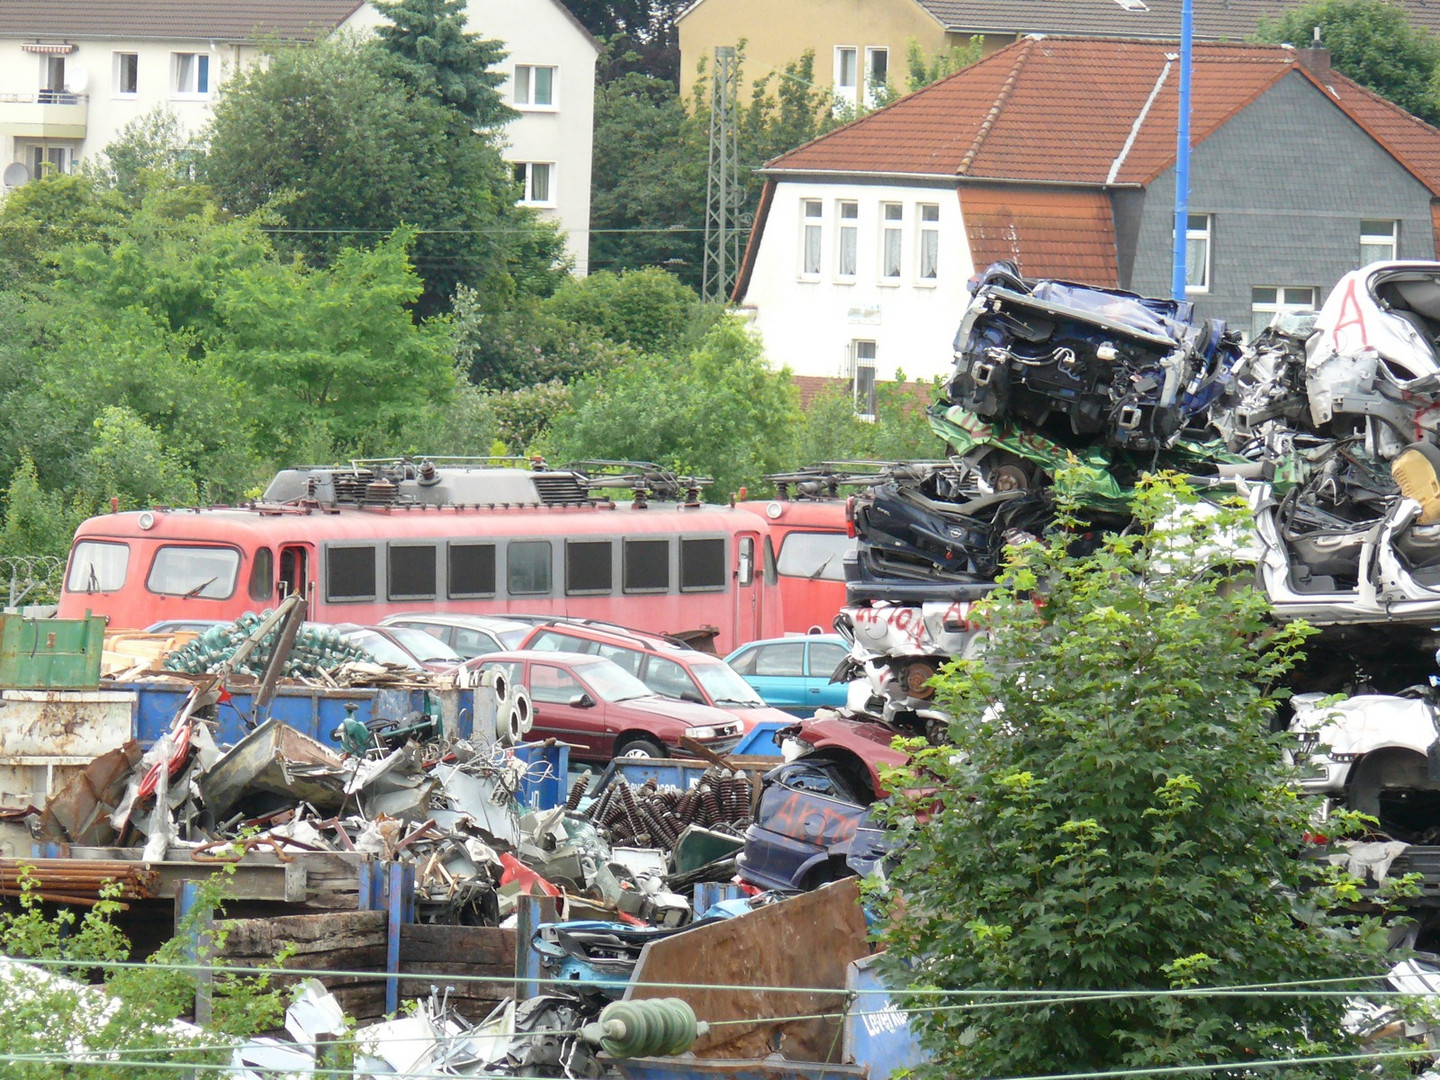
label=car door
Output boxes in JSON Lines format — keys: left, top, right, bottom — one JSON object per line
{"left": 526, "top": 661, "right": 610, "bottom": 758}
{"left": 746, "top": 641, "right": 809, "bottom": 714}
{"left": 805, "top": 640, "right": 852, "bottom": 709}
{"left": 452, "top": 626, "right": 501, "bottom": 659}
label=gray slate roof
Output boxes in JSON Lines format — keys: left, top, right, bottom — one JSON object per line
{"left": 0, "top": 0, "right": 366, "bottom": 43}
{"left": 915, "top": 0, "right": 1440, "bottom": 43}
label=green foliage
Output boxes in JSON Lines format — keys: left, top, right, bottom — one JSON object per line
{"left": 489, "top": 379, "right": 574, "bottom": 452}
{"left": 874, "top": 476, "right": 1398, "bottom": 1079}
{"left": 372, "top": 0, "right": 512, "bottom": 129}
{"left": 544, "top": 268, "right": 722, "bottom": 356}
{"left": 789, "top": 378, "right": 945, "bottom": 467}
{"left": 77, "top": 406, "right": 200, "bottom": 511}
{"left": 1257, "top": 0, "right": 1440, "bottom": 122}
{"left": 88, "top": 107, "right": 199, "bottom": 204}
{"left": 543, "top": 318, "right": 800, "bottom": 496}
{"left": 906, "top": 35, "right": 985, "bottom": 92}
{"left": 0, "top": 457, "right": 77, "bottom": 563}
{"left": 0, "top": 868, "right": 289, "bottom": 1078}
{"left": 452, "top": 285, "right": 631, "bottom": 391}
{"left": 0, "top": 172, "right": 128, "bottom": 291}
{"left": 201, "top": 35, "right": 565, "bottom": 316}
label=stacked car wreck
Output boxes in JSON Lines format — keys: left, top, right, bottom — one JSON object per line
{"left": 839, "top": 260, "right": 1440, "bottom": 871}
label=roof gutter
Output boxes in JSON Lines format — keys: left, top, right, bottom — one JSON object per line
{"left": 760, "top": 168, "right": 1142, "bottom": 189}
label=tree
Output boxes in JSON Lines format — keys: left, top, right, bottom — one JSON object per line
{"left": 568, "top": 2, "right": 689, "bottom": 81}
{"left": 875, "top": 477, "right": 1401, "bottom": 1079}
{"left": 544, "top": 267, "right": 721, "bottom": 355}
{"left": 542, "top": 318, "right": 801, "bottom": 496}
{"left": 451, "top": 285, "right": 631, "bottom": 391}
{"left": 1258, "top": 0, "right": 1440, "bottom": 123}
{"left": 372, "top": 0, "right": 512, "bottom": 129}
{"left": 202, "top": 36, "right": 565, "bottom": 316}
{"left": 906, "top": 35, "right": 984, "bottom": 92}
{"left": 89, "top": 106, "right": 199, "bottom": 203}
{"left": 788, "top": 379, "right": 944, "bottom": 467}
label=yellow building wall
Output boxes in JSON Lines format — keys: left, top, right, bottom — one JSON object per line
{"left": 678, "top": 0, "right": 948, "bottom": 106}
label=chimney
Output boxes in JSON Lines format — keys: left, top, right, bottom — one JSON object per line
{"left": 1296, "top": 25, "right": 1331, "bottom": 83}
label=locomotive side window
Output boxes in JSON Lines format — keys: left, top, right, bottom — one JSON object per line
{"left": 449, "top": 543, "right": 496, "bottom": 598}
{"left": 147, "top": 546, "right": 239, "bottom": 599}
{"left": 775, "top": 531, "right": 852, "bottom": 582}
{"left": 566, "top": 540, "right": 612, "bottom": 595}
{"left": 67, "top": 541, "right": 130, "bottom": 593}
{"left": 623, "top": 539, "right": 668, "bottom": 593}
{"left": 679, "top": 537, "right": 726, "bottom": 592}
{"left": 388, "top": 543, "right": 437, "bottom": 600}
{"left": 249, "top": 547, "right": 274, "bottom": 601}
{"left": 508, "top": 540, "right": 552, "bottom": 595}
{"left": 327, "top": 545, "right": 376, "bottom": 601}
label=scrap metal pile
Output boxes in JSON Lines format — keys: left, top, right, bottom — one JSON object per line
{"left": 837, "top": 261, "right": 1440, "bottom": 841}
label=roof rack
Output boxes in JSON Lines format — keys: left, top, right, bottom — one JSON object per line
{"left": 564, "top": 460, "right": 712, "bottom": 506}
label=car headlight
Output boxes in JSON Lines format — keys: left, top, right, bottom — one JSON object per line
{"left": 780, "top": 736, "right": 814, "bottom": 762}
{"left": 684, "top": 726, "right": 717, "bottom": 739}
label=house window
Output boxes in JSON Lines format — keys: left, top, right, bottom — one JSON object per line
{"left": 801, "top": 199, "right": 822, "bottom": 277}
{"left": 513, "top": 161, "right": 554, "bottom": 205}
{"left": 852, "top": 340, "right": 877, "bottom": 418}
{"left": 864, "top": 47, "right": 888, "bottom": 108}
{"left": 1251, "top": 286, "right": 1319, "bottom": 339}
{"left": 1360, "top": 219, "right": 1398, "bottom": 264}
{"left": 174, "top": 52, "right": 210, "bottom": 95}
{"left": 880, "top": 203, "right": 902, "bottom": 280}
{"left": 514, "top": 65, "right": 556, "bottom": 108}
{"left": 39, "top": 56, "right": 68, "bottom": 102}
{"left": 115, "top": 52, "right": 138, "bottom": 95}
{"left": 836, "top": 201, "right": 858, "bottom": 279}
{"left": 29, "top": 145, "right": 72, "bottom": 177}
{"left": 917, "top": 203, "right": 939, "bottom": 281}
{"left": 834, "top": 47, "right": 858, "bottom": 103}
{"left": 1185, "top": 213, "right": 1211, "bottom": 293}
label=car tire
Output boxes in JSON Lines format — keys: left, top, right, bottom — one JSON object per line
{"left": 615, "top": 735, "right": 667, "bottom": 759}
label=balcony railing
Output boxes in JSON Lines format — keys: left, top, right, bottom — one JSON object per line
{"left": 0, "top": 93, "right": 87, "bottom": 138}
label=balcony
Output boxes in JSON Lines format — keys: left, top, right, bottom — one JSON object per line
{"left": 0, "top": 92, "right": 87, "bottom": 139}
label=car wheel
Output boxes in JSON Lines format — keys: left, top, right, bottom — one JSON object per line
{"left": 615, "top": 735, "right": 667, "bottom": 759}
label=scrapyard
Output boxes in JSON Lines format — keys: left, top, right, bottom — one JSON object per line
{"left": 15, "top": 260, "right": 1440, "bottom": 1075}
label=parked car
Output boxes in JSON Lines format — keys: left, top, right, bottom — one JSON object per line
{"left": 379, "top": 613, "right": 531, "bottom": 660}
{"left": 736, "top": 711, "right": 910, "bottom": 892}
{"left": 723, "top": 635, "right": 851, "bottom": 715}
{"left": 464, "top": 650, "right": 744, "bottom": 762}
{"left": 519, "top": 622, "right": 795, "bottom": 730}
{"left": 145, "top": 619, "right": 229, "bottom": 634}
{"left": 330, "top": 623, "right": 464, "bottom": 673}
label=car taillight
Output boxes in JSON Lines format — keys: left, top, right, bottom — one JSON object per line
{"left": 845, "top": 495, "right": 857, "bottom": 538}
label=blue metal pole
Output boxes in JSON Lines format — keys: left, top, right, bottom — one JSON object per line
{"left": 1171, "top": 0, "right": 1193, "bottom": 301}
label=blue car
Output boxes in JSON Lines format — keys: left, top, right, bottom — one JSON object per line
{"left": 723, "top": 635, "right": 850, "bottom": 716}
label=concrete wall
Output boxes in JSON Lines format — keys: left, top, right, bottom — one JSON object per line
{"left": 1122, "top": 71, "right": 1436, "bottom": 334}
{"left": 738, "top": 176, "right": 969, "bottom": 384}
{"left": 678, "top": 0, "right": 944, "bottom": 108}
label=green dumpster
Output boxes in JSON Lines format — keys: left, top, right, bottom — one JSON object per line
{"left": 0, "top": 614, "right": 105, "bottom": 689}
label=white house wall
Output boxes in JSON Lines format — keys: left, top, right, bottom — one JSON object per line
{"left": 739, "top": 178, "right": 971, "bottom": 384}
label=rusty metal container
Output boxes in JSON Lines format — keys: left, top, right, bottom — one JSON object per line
{"left": 0, "top": 614, "right": 105, "bottom": 689}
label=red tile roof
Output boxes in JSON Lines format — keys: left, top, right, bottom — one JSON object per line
{"left": 962, "top": 186, "right": 1118, "bottom": 284}
{"left": 767, "top": 37, "right": 1440, "bottom": 195}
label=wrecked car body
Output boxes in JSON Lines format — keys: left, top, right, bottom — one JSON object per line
{"left": 948, "top": 261, "right": 1242, "bottom": 450}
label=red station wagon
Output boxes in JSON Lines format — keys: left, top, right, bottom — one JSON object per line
{"left": 466, "top": 650, "right": 744, "bottom": 762}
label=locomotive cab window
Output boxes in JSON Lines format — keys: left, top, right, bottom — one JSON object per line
{"left": 507, "top": 540, "right": 552, "bottom": 595}
{"left": 248, "top": 547, "right": 274, "bottom": 601}
{"left": 680, "top": 537, "right": 726, "bottom": 592}
{"left": 776, "top": 531, "right": 852, "bottom": 582}
{"left": 326, "top": 545, "right": 376, "bottom": 601}
{"left": 67, "top": 540, "right": 130, "bottom": 593}
{"left": 566, "top": 540, "right": 613, "bottom": 595}
{"left": 388, "top": 543, "right": 437, "bottom": 600}
{"left": 449, "top": 542, "right": 496, "bottom": 598}
{"left": 147, "top": 546, "right": 240, "bottom": 599}
{"left": 623, "top": 539, "right": 669, "bottom": 592}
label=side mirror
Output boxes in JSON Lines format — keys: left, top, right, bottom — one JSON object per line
{"left": 568, "top": 692, "right": 595, "bottom": 709}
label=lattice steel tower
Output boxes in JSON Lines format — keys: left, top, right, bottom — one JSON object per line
{"left": 703, "top": 46, "right": 742, "bottom": 302}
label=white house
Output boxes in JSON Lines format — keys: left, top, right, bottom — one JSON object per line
{"left": 0, "top": 0, "right": 596, "bottom": 272}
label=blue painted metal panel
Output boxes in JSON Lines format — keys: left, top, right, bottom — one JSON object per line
{"left": 729, "top": 722, "right": 787, "bottom": 757}
{"left": 512, "top": 741, "right": 571, "bottom": 810}
{"left": 120, "top": 681, "right": 471, "bottom": 750}
{"left": 842, "top": 953, "right": 927, "bottom": 1077}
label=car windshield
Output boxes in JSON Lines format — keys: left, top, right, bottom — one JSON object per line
{"left": 497, "top": 627, "right": 529, "bottom": 649}
{"left": 340, "top": 629, "right": 418, "bottom": 668}
{"left": 691, "top": 659, "right": 766, "bottom": 706}
{"left": 575, "top": 660, "right": 654, "bottom": 703}
{"left": 384, "top": 626, "right": 462, "bottom": 664}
